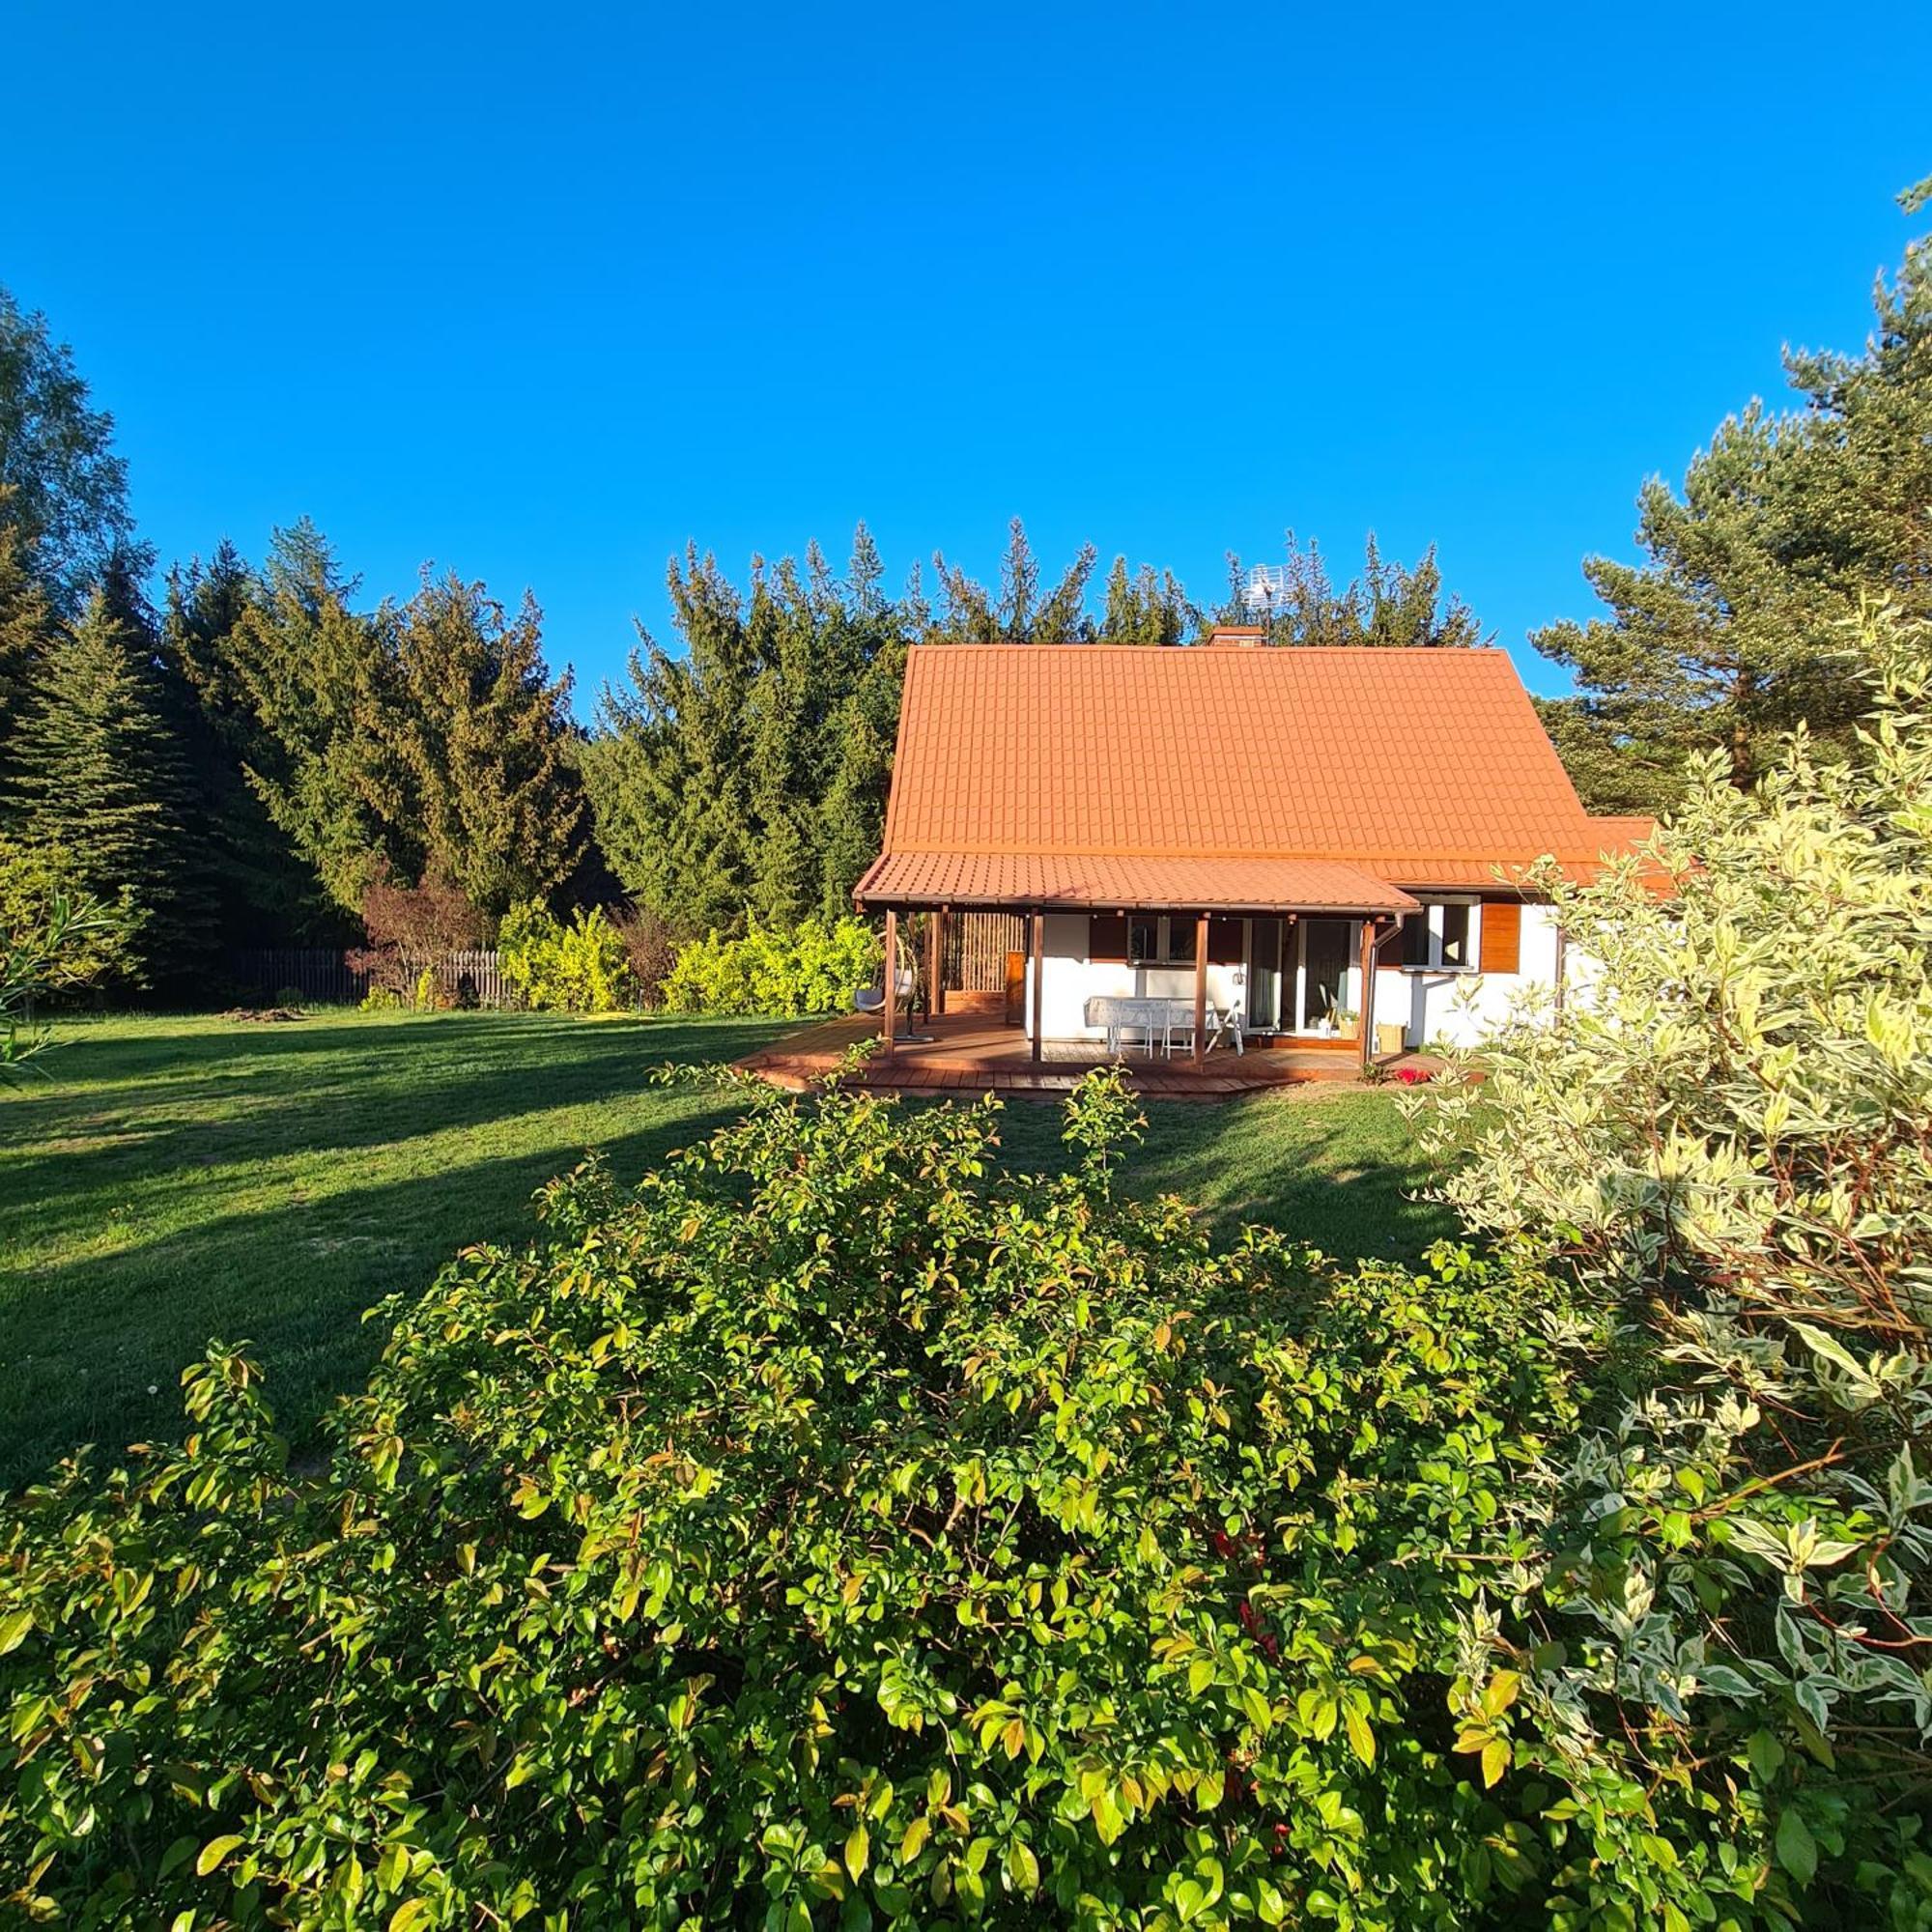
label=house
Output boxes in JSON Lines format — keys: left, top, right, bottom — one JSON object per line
{"left": 852, "top": 630, "right": 1651, "bottom": 1068}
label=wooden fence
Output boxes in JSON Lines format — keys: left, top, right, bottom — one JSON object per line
{"left": 228, "top": 948, "right": 514, "bottom": 1009}
{"left": 945, "top": 913, "right": 1027, "bottom": 994}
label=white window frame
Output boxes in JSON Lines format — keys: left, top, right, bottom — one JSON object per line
{"left": 1400, "top": 896, "right": 1482, "bottom": 974}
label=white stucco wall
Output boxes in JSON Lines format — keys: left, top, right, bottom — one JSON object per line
{"left": 1022, "top": 903, "right": 1567, "bottom": 1049}
{"left": 1027, "top": 914, "right": 1244, "bottom": 1041}
{"left": 1363, "top": 900, "right": 1563, "bottom": 1050}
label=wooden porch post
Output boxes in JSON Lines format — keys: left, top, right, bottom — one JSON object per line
{"left": 929, "top": 907, "right": 946, "bottom": 1019}
{"left": 1030, "top": 910, "right": 1045, "bottom": 1065}
{"left": 1357, "top": 917, "right": 1378, "bottom": 1073}
{"left": 882, "top": 907, "right": 897, "bottom": 1058}
{"left": 1191, "top": 911, "right": 1209, "bottom": 1068}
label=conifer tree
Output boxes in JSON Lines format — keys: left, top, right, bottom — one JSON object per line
{"left": 1214, "top": 533, "right": 1482, "bottom": 648}
{"left": 0, "top": 496, "right": 51, "bottom": 792}
{"left": 386, "top": 571, "right": 584, "bottom": 916}
{"left": 586, "top": 526, "right": 907, "bottom": 932}
{"left": 163, "top": 542, "right": 343, "bottom": 943}
{"left": 1100, "top": 556, "right": 1195, "bottom": 643}
{"left": 213, "top": 520, "right": 410, "bottom": 913}
{"left": 1533, "top": 181, "right": 1932, "bottom": 812}
{"left": 927, "top": 520, "right": 1098, "bottom": 642}
{"left": 5, "top": 587, "right": 207, "bottom": 981}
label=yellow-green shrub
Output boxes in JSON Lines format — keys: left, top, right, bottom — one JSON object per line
{"left": 497, "top": 900, "right": 634, "bottom": 1012}
{"left": 660, "top": 914, "right": 878, "bottom": 1016}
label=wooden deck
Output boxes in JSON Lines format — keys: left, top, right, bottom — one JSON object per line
{"left": 736, "top": 1009, "right": 1436, "bottom": 1099}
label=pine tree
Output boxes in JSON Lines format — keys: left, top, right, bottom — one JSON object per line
{"left": 6, "top": 588, "right": 207, "bottom": 982}
{"left": 1533, "top": 183, "right": 1932, "bottom": 811}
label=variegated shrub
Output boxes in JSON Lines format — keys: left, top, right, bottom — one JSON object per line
{"left": 1415, "top": 609, "right": 1932, "bottom": 1927}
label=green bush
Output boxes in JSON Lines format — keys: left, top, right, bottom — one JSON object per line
{"left": 661, "top": 913, "right": 880, "bottom": 1017}
{"left": 0, "top": 1070, "right": 1602, "bottom": 1928}
{"left": 498, "top": 899, "right": 635, "bottom": 1013}
{"left": 1, "top": 835, "right": 142, "bottom": 1078}
{"left": 1410, "top": 609, "right": 1932, "bottom": 1925}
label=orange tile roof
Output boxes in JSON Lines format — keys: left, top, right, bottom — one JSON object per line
{"left": 859, "top": 852, "right": 1417, "bottom": 913}
{"left": 857, "top": 644, "right": 1613, "bottom": 910}
{"left": 1586, "top": 815, "right": 1658, "bottom": 856}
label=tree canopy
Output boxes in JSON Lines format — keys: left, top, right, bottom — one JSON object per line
{"left": 0, "top": 289, "right": 147, "bottom": 618}
{"left": 1534, "top": 182, "right": 1932, "bottom": 812}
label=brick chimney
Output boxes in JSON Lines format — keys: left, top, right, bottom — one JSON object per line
{"left": 1205, "top": 623, "right": 1266, "bottom": 648}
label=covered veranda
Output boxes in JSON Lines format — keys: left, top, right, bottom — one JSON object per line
{"left": 737, "top": 859, "right": 1435, "bottom": 1095}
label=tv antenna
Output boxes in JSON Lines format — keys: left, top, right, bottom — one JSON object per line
{"left": 1241, "top": 564, "right": 1291, "bottom": 619}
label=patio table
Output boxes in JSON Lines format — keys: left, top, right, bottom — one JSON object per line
{"left": 1087, "top": 996, "right": 1242, "bottom": 1057}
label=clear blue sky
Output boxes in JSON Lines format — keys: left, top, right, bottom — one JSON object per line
{"left": 7, "top": 1, "right": 1928, "bottom": 709}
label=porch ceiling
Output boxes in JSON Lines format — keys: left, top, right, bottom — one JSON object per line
{"left": 853, "top": 851, "right": 1419, "bottom": 914}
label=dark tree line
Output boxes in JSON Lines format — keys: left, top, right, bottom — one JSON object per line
{"left": 579, "top": 518, "right": 1487, "bottom": 933}
{"left": 0, "top": 296, "right": 589, "bottom": 991}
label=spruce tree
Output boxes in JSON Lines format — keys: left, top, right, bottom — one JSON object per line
{"left": 6, "top": 588, "right": 208, "bottom": 983}
{"left": 387, "top": 571, "right": 584, "bottom": 915}
{"left": 586, "top": 526, "right": 909, "bottom": 933}
{"left": 213, "top": 520, "right": 409, "bottom": 913}
{"left": 1213, "top": 533, "right": 1481, "bottom": 648}
{"left": 1100, "top": 556, "right": 1195, "bottom": 643}
{"left": 163, "top": 543, "right": 342, "bottom": 945}
{"left": 0, "top": 497, "right": 51, "bottom": 792}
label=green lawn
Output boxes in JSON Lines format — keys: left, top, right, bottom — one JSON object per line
{"left": 1, "top": 1011, "right": 1449, "bottom": 1486}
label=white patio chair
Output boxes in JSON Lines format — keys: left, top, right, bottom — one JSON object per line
{"left": 1213, "top": 1001, "right": 1245, "bottom": 1056}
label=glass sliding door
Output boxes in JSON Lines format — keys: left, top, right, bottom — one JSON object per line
{"left": 1246, "top": 918, "right": 1283, "bottom": 1031}
{"left": 1299, "top": 919, "right": 1353, "bottom": 1031}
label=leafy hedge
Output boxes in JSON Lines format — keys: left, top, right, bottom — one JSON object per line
{"left": 661, "top": 914, "right": 879, "bottom": 1017}
{"left": 498, "top": 899, "right": 635, "bottom": 1012}
{"left": 1, "top": 1066, "right": 1604, "bottom": 1928}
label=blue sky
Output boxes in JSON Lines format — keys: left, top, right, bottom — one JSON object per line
{"left": 7, "top": 1, "right": 1928, "bottom": 709}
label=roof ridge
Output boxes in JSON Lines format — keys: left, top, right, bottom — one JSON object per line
{"left": 907, "top": 641, "right": 1513, "bottom": 657}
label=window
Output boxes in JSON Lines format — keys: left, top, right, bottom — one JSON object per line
{"left": 1399, "top": 898, "right": 1480, "bottom": 972}
{"left": 1126, "top": 915, "right": 1203, "bottom": 965}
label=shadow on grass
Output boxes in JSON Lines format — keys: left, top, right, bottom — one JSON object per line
{"left": 4, "top": 1014, "right": 786, "bottom": 1233}
{"left": 982, "top": 1088, "right": 1454, "bottom": 1265}
{"left": 0, "top": 1094, "right": 755, "bottom": 1490}
{"left": 0, "top": 1014, "right": 787, "bottom": 1488}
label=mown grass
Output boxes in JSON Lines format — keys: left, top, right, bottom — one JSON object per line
{"left": 2, "top": 1012, "right": 1450, "bottom": 1486}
